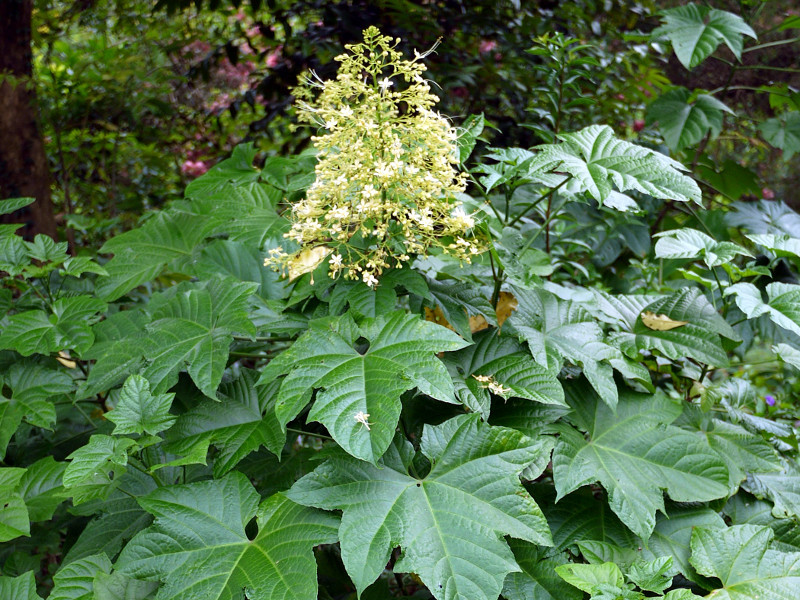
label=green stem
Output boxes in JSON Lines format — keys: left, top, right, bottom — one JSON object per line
{"left": 287, "top": 427, "right": 334, "bottom": 442}
{"left": 467, "top": 172, "right": 504, "bottom": 223}
{"left": 507, "top": 175, "right": 568, "bottom": 228}
{"left": 742, "top": 36, "right": 800, "bottom": 54}
{"left": 518, "top": 196, "right": 570, "bottom": 256}
{"left": 233, "top": 335, "right": 294, "bottom": 343}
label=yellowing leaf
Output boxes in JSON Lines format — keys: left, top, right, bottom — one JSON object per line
{"left": 56, "top": 351, "right": 77, "bottom": 369}
{"left": 641, "top": 311, "right": 688, "bottom": 331}
{"left": 424, "top": 305, "right": 456, "bottom": 332}
{"left": 288, "top": 246, "right": 331, "bottom": 281}
{"left": 496, "top": 291, "right": 518, "bottom": 327}
{"left": 469, "top": 314, "right": 489, "bottom": 333}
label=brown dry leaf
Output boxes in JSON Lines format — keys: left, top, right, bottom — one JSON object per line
{"left": 424, "top": 306, "right": 456, "bottom": 332}
{"left": 496, "top": 291, "right": 518, "bottom": 327}
{"left": 469, "top": 314, "right": 489, "bottom": 333}
{"left": 640, "top": 311, "right": 689, "bottom": 331}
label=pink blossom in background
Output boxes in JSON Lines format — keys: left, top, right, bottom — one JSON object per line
{"left": 479, "top": 39, "right": 498, "bottom": 54}
{"left": 181, "top": 159, "right": 209, "bottom": 177}
{"left": 762, "top": 188, "right": 775, "bottom": 200}
{"left": 266, "top": 47, "right": 282, "bottom": 68}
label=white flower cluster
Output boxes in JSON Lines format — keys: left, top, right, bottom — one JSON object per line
{"left": 266, "top": 26, "right": 484, "bottom": 287}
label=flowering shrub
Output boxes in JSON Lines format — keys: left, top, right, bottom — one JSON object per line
{"left": 5, "top": 10, "right": 800, "bottom": 600}
{"left": 266, "top": 27, "right": 483, "bottom": 287}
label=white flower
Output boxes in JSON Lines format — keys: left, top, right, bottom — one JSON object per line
{"left": 339, "top": 105, "right": 354, "bottom": 118}
{"left": 354, "top": 411, "right": 372, "bottom": 430}
{"left": 362, "top": 271, "right": 379, "bottom": 288}
{"left": 324, "top": 118, "right": 338, "bottom": 130}
{"left": 379, "top": 78, "right": 394, "bottom": 93}
{"left": 330, "top": 253, "right": 343, "bottom": 268}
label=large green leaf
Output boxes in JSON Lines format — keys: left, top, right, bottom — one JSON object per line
{"left": 690, "top": 525, "right": 800, "bottom": 599}
{"left": 17, "top": 456, "right": 67, "bottom": 522}
{"left": 0, "top": 572, "right": 42, "bottom": 600}
{"left": 115, "top": 474, "right": 339, "bottom": 600}
{"left": 190, "top": 181, "right": 288, "bottom": 249}
{"left": 0, "top": 296, "right": 106, "bottom": 356}
{"left": 743, "top": 459, "right": 800, "bottom": 521}
{"left": 444, "top": 329, "right": 565, "bottom": 418}
{"left": 63, "top": 470, "right": 157, "bottom": 564}
{"left": 727, "top": 199, "right": 800, "bottom": 237}
{"left": 78, "top": 310, "right": 148, "bottom": 400}
{"left": 508, "top": 287, "right": 631, "bottom": 409}
{"left": 184, "top": 143, "right": 260, "bottom": 198}
{"left": 65, "top": 497, "right": 153, "bottom": 564}
{"left": 142, "top": 278, "right": 258, "bottom": 398}
{"left": 92, "top": 572, "right": 159, "bottom": 600}
{"left": 328, "top": 278, "right": 399, "bottom": 318}
{"left": 654, "top": 228, "right": 751, "bottom": 268}
{"left": 64, "top": 435, "right": 135, "bottom": 505}
{"left": 726, "top": 282, "right": 800, "bottom": 337}
{"left": 165, "top": 370, "right": 284, "bottom": 475}
{"left": 725, "top": 493, "right": 800, "bottom": 553}
{"left": 677, "top": 407, "right": 781, "bottom": 492}
{"left": 610, "top": 288, "right": 733, "bottom": 367}
{"left": 653, "top": 4, "right": 757, "bottom": 69}
{"left": 49, "top": 553, "right": 112, "bottom": 600}
{"left": 0, "top": 468, "right": 29, "bottom": 542}
{"left": 647, "top": 88, "right": 732, "bottom": 151}
{"left": 502, "top": 542, "right": 582, "bottom": 600}
{"left": 259, "top": 311, "right": 468, "bottom": 463}
{"left": 0, "top": 197, "right": 34, "bottom": 215}
{"left": 194, "top": 239, "right": 287, "bottom": 301}
{"left": 641, "top": 506, "right": 726, "bottom": 585}
{"left": 760, "top": 111, "right": 800, "bottom": 160}
{"left": 96, "top": 210, "right": 212, "bottom": 301}
{"left": 552, "top": 382, "right": 729, "bottom": 539}
{"left": 106, "top": 375, "right": 176, "bottom": 436}
{"left": 529, "top": 125, "right": 701, "bottom": 205}
{"left": 537, "top": 487, "right": 640, "bottom": 552}
{"left": 746, "top": 233, "right": 800, "bottom": 259}
{"left": 288, "top": 414, "right": 553, "bottom": 600}
{"left": 0, "top": 361, "right": 73, "bottom": 458}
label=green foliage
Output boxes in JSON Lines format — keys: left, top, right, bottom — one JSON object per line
{"left": 288, "top": 415, "right": 552, "bottom": 599}
{"left": 653, "top": 4, "right": 757, "bottom": 69}
{"left": 5, "top": 8, "right": 800, "bottom": 600}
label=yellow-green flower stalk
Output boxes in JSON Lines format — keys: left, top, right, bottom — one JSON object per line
{"left": 266, "top": 26, "right": 483, "bottom": 287}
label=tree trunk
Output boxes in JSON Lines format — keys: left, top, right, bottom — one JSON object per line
{"left": 0, "top": 0, "right": 57, "bottom": 240}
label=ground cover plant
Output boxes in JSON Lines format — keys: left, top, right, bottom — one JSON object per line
{"left": 2, "top": 5, "right": 800, "bottom": 600}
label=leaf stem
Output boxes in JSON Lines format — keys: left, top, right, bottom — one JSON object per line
{"left": 286, "top": 427, "right": 334, "bottom": 442}
{"left": 742, "top": 36, "right": 800, "bottom": 54}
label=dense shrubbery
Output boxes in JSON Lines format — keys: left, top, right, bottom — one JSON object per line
{"left": 3, "top": 3, "right": 800, "bottom": 600}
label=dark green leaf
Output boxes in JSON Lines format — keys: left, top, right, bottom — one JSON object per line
{"left": 288, "top": 415, "right": 553, "bottom": 600}
{"left": 116, "top": 474, "right": 339, "bottom": 600}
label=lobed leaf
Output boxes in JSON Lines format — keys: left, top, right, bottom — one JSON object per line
{"left": 288, "top": 414, "right": 553, "bottom": 600}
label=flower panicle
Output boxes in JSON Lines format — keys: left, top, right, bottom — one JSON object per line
{"left": 265, "top": 26, "right": 485, "bottom": 288}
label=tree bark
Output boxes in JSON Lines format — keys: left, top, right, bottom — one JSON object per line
{"left": 0, "top": 0, "right": 57, "bottom": 240}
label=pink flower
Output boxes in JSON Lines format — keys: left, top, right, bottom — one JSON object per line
{"left": 479, "top": 40, "right": 498, "bottom": 54}
{"left": 762, "top": 188, "right": 775, "bottom": 200}
{"left": 266, "top": 49, "right": 281, "bottom": 68}
{"left": 181, "top": 160, "right": 209, "bottom": 177}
